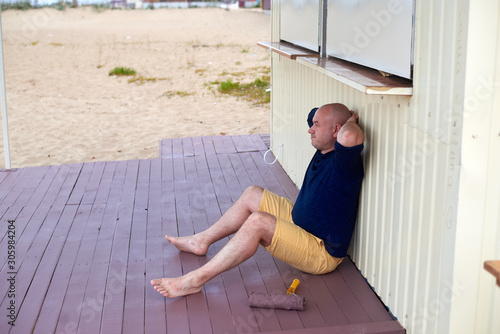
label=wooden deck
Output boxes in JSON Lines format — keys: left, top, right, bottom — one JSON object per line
{"left": 0, "top": 134, "right": 404, "bottom": 334}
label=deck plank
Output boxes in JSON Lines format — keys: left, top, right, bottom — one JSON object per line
{"left": 0, "top": 166, "right": 49, "bottom": 242}
{"left": 262, "top": 320, "right": 404, "bottom": 334}
{"left": 215, "top": 151, "right": 283, "bottom": 333}
{"left": 172, "top": 154, "right": 211, "bottom": 334}
{"left": 266, "top": 154, "right": 299, "bottom": 202}
{"left": 202, "top": 136, "right": 217, "bottom": 156}
{"left": 2, "top": 165, "right": 80, "bottom": 332}
{"left": 237, "top": 134, "right": 260, "bottom": 152}
{"left": 221, "top": 135, "right": 238, "bottom": 154}
{"left": 123, "top": 159, "right": 151, "bottom": 334}
{"left": 0, "top": 168, "right": 34, "bottom": 207}
{"left": 93, "top": 161, "right": 117, "bottom": 205}
{"left": 203, "top": 152, "right": 262, "bottom": 332}
{"left": 50, "top": 204, "right": 95, "bottom": 334}
{"left": 212, "top": 135, "right": 228, "bottom": 154}
{"left": 53, "top": 163, "right": 115, "bottom": 333}
{"left": 5, "top": 165, "right": 78, "bottom": 334}
{"left": 172, "top": 137, "right": 185, "bottom": 158}
{"left": 191, "top": 154, "right": 236, "bottom": 334}
{"left": 230, "top": 135, "right": 249, "bottom": 153}
{"left": 160, "top": 156, "right": 191, "bottom": 334}
{"left": 249, "top": 151, "right": 287, "bottom": 198}
{"left": 15, "top": 163, "right": 112, "bottom": 334}
{"left": 81, "top": 161, "right": 107, "bottom": 205}
{"left": 12, "top": 166, "right": 61, "bottom": 255}
{"left": 184, "top": 155, "right": 213, "bottom": 334}
{"left": 0, "top": 166, "right": 51, "bottom": 266}
{"left": 67, "top": 162, "right": 95, "bottom": 205}
{"left": 0, "top": 167, "right": 12, "bottom": 184}
{"left": 182, "top": 137, "right": 195, "bottom": 157}
{"left": 76, "top": 161, "right": 126, "bottom": 334}
{"left": 159, "top": 138, "right": 172, "bottom": 159}
{"left": 224, "top": 150, "right": 302, "bottom": 332}
{"left": 249, "top": 133, "right": 270, "bottom": 152}
{"left": 100, "top": 160, "right": 140, "bottom": 334}
{"left": 260, "top": 133, "right": 271, "bottom": 148}
{"left": 144, "top": 158, "right": 167, "bottom": 334}
{"left": 323, "top": 261, "right": 372, "bottom": 324}
{"left": 338, "top": 257, "right": 394, "bottom": 322}
{"left": 12, "top": 164, "right": 83, "bottom": 334}
{"left": 56, "top": 201, "right": 106, "bottom": 333}
{"left": 192, "top": 136, "right": 206, "bottom": 156}
{"left": 0, "top": 135, "right": 402, "bottom": 334}
{"left": 30, "top": 205, "right": 80, "bottom": 334}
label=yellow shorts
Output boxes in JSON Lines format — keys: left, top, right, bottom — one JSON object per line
{"left": 259, "top": 189, "right": 343, "bottom": 275}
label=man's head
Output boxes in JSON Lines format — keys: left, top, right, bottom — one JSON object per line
{"left": 308, "top": 103, "right": 352, "bottom": 154}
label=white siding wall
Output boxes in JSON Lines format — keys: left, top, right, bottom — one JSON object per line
{"left": 449, "top": 1, "right": 500, "bottom": 333}
{"left": 269, "top": 0, "right": 500, "bottom": 333}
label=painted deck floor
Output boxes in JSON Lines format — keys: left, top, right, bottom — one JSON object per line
{"left": 0, "top": 134, "right": 404, "bottom": 334}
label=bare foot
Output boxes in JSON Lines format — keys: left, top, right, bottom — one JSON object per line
{"left": 150, "top": 275, "right": 202, "bottom": 298}
{"left": 165, "top": 234, "right": 209, "bottom": 256}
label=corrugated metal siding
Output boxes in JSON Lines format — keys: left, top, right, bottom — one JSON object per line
{"left": 269, "top": 0, "right": 500, "bottom": 333}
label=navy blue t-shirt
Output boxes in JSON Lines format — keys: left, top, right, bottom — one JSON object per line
{"left": 291, "top": 141, "right": 364, "bottom": 258}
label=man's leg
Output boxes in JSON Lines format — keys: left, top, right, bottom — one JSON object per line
{"left": 165, "top": 185, "right": 264, "bottom": 256}
{"left": 151, "top": 211, "right": 276, "bottom": 298}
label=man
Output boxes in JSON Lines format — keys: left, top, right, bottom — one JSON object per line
{"left": 151, "top": 103, "right": 364, "bottom": 298}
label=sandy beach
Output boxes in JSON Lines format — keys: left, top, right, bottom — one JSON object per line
{"left": 0, "top": 6, "right": 271, "bottom": 168}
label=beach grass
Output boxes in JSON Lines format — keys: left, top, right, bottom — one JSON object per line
{"left": 162, "top": 90, "right": 196, "bottom": 98}
{"left": 216, "top": 76, "right": 270, "bottom": 104}
{"left": 128, "top": 75, "right": 168, "bottom": 85}
{"left": 109, "top": 67, "right": 137, "bottom": 76}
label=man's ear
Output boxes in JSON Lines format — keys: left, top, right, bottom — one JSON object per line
{"left": 332, "top": 124, "right": 342, "bottom": 138}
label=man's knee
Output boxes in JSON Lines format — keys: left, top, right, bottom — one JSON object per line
{"left": 244, "top": 211, "right": 276, "bottom": 246}
{"left": 240, "top": 185, "right": 264, "bottom": 211}
{"left": 243, "top": 185, "right": 264, "bottom": 198}
{"left": 247, "top": 211, "right": 274, "bottom": 224}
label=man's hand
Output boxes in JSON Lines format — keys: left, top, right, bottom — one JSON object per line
{"left": 337, "top": 110, "right": 364, "bottom": 148}
{"left": 346, "top": 110, "right": 359, "bottom": 124}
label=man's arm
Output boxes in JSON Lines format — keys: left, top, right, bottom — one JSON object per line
{"left": 337, "top": 111, "right": 364, "bottom": 148}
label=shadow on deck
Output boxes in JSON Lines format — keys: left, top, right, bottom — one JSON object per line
{"left": 0, "top": 134, "right": 404, "bottom": 333}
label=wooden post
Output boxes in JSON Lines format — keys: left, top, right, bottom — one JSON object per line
{"left": 484, "top": 261, "right": 500, "bottom": 287}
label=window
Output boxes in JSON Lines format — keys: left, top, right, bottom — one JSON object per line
{"left": 280, "top": 0, "right": 415, "bottom": 79}
{"left": 280, "top": 0, "right": 321, "bottom": 52}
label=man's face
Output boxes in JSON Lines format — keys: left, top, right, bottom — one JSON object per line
{"left": 308, "top": 108, "right": 338, "bottom": 154}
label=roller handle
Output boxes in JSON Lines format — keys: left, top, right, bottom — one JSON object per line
{"left": 287, "top": 279, "right": 300, "bottom": 295}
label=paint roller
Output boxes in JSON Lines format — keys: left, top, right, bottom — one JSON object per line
{"left": 249, "top": 279, "right": 305, "bottom": 311}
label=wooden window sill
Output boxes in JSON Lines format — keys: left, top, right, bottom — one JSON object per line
{"left": 258, "top": 41, "right": 413, "bottom": 96}
{"left": 257, "top": 41, "right": 320, "bottom": 60}
{"left": 485, "top": 260, "right": 500, "bottom": 287}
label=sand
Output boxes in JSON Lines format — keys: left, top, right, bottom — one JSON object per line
{"left": 0, "top": 6, "right": 271, "bottom": 168}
